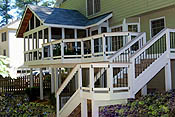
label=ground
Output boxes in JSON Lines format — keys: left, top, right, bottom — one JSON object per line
{"left": 0, "top": 92, "right": 55, "bottom": 116}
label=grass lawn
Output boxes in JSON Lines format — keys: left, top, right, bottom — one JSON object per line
{"left": 99, "top": 90, "right": 175, "bottom": 116}
{"left": 0, "top": 93, "right": 55, "bottom": 116}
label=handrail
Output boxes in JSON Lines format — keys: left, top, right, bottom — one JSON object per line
{"left": 42, "top": 32, "right": 140, "bottom": 47}
{"left": 108, "top": 32, "right": 145, "bottom": 62}
{"left": 130, "top": 28, "right": 167, "bottom": 59}
{"left": 56, "top": 64, "right": 80, "bottom": 95}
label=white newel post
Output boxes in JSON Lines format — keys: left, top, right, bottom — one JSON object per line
{"left": 51, "top": 68, "right": 55, "bottom": 93}
{"left": 40, "top": 68, "right": 43, "bottom": 100}
{"left": 81, "top": 99, "right": 88, "bottom": 117}
{"left": 165, "top": 59, "right": 172, "bottom": 91}
{"left": 107, "top": 65, "right": 113, "bottom": 93}
{"left": 166, "top": 29, "right": 170, "bottom": 52}
{"left": 128, "top": 59, "right": 135, "bottom": 98}
{"left": 30, "top": 68, "right": 33, "bottom": 87}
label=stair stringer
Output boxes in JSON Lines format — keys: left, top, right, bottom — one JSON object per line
{"left": 59, "top": 89, "right": 81, "bottom": 117}
{"left": 133, "top": 52, "right": 169, "bottom": 95}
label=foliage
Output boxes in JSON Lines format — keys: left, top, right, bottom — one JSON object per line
{"left": 25, "top": 87, "right": 40, "bottom": 101}
{"left": 0, "top": 93, "right": 55, "bottom": 116}
{"left": 0, "top": 55, "right": 9, "bottom": 78}
{"left": 99, "top": 90, "right": 175, "bottom": 116}
{"left": 0, "top": 0, "right": 14, "bottom": 26}
{"left": 14, "top": 0, "right": 55, "bottom": 17}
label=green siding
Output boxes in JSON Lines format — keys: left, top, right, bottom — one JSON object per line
{"left": 57, "top": 0, "right": 175, "bottom": 26}
{"left": 59, "top": 0, "right": 86, "bottom": 15}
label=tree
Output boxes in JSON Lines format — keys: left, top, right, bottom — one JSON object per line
{"left": 0, "top": 55, "right": 9, "bottom": 78}
{"left": 15, "top": 0, "right": 55, "bottom": 18}
{"left": 0, "top": 0, "right": 13, "bottom": 26}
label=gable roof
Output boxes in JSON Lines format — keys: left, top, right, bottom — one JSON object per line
{"left": 17, "top": 5, "right": 112, "bottom": 38}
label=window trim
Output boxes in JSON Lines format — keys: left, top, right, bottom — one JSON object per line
{"left": 86, "top": 0, "right": 101, "bottom": 16}
{"left": 110, "top": 23, "right": 140, "bottom": 32}
{"left": 149, "top": 16, "right": 166, "bottom": 38}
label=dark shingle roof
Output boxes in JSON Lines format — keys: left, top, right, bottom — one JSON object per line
{"left": 28, "top": 5, "right": 112, "bottom": 27}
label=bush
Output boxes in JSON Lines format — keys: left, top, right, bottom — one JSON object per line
{"left": 25, "top": 87, "right": 40, "bottom": 101}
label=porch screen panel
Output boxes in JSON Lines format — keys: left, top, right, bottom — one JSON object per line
{"left": 94, "top": 0, "right": 100, "bottom": 13}
{"left": 87, "top": 0, "right": 93, "bottom": 16}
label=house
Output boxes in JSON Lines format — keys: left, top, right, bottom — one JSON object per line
{"left": 16, "top": 0, "right": 175, "bottom": 116}
{"left": 0, "top": 20, "right": 27, "bottom": 78}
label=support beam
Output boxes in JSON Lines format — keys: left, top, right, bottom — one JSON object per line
{"left": 81, "top": 99, "right": 87, "bottom": 117}
{"left": 40, "top": 68, "right": 44, "bottom": 100}
{"left": 51, "top": 68, "right": 55, "bottom": 93}
{"left": 107, "top": 65, "right": 113, "bottom": 93}
{"left": 141, "top": 85, "right": 147, "bottom": 96}
{"left": 56, "top": 95, "right": 60, "bottom": 117}
{"left": 91, "top": 100, "right": 99, "bottom": 117}
{"left": 30, "top": 68, "right": 33, "bottom": 87}
{"left": 165, "top": 59, "right": 172, "bottom": 91}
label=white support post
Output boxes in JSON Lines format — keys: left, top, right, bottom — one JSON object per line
{"left": 28, "top": 36, "right": 30, "bottom": 50}
{"left": 37, "top": 31, "right": 39, "bottom": 60}
{"left": 107, "top": 65, "right": 113, "bottom": 93}
{"left": 51, "top": 68, "right": 55, "bottom": 93}
{"left": 92, "top": 101, "right": 99, "bottom": 117}
{"left": 40, "top": 68, "right": 43, "bottom": 100}
{"left": 42, "top": 29, "right": 45, "bottom": 44}
{"left": 90, "top": 66, "right": 94, "bottom": 93}
{"left": 48, "top": 27, "right": 53, "bottom": 59}
{"left": 102, "top": 35, "right": 106, "bottom": 60}
{"left": 78, "top": 66, "right": 82, "bottom": 89}
{"left": 74, "top": 29, "right": 78, "bottom": 54}
{"left": 143, "top": 32, "right": 147, "bottom": 45}
{"left": 56, "top": 94, "right": 60, "bottom": 117}
{"left": 24, "top": 37, "right": 26, "bottom": 52}
{"left": 81, "top": 40, "right": 84, "bottom": 59}
{"left": 122, "top": 18, "right": 128, "bottom": 32}
{"left": 58, "top": 68, "right": 62, "bottom": 87}
{"left": 81, "top": 99, "right": 87, "bottom": 117}
{"left": 30, "top": 68, "right": 33, "bottom": 87}
{"left": 55, "top": 68, "right": 59, "bottom": 93}
{"left": 86, "top": 29, "right": 88, "bottom": 37}
{"left": 166, "top": 29, "right": 170, "bottom": 52}
{"left": 32, "top": 33, "right": 34, "bottom": 50}
{"left": 91, "top": 38, "right": 94, "bottom": 57}
{"left": 128, "top": 60, "right": 135, "bottom": 98}
{"left": 141, "top": 85, "right": 147, "bottom": 96}
{"left": 61, "top": 28, "right": 65, "bottom": 61}
{"left": 165, "top": 59, "right": 172, "bottom": 91}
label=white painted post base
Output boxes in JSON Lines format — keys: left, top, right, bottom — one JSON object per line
{"left": 40, "top": 68, "right": 43, "bottom": 100}
{"left": 141, "top": 85, "right": 147, "bottom": 96}
{"left": 165, "top": 59, "right": 172, "bottom": 91}
{"left": 92, "top": 100, "right": 99, "bottom": 117}
{"left": 81, "top": 99, "right": 88, "bottom": 117}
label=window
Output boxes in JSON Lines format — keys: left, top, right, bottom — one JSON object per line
{"left": 150, "top": 17, "right": 165, "bottom": 37}
{"left": 3, "top": 49, "right": 6, "bottom": 56}
{"left": 1, "top": 32, "right": 6, "bottom": 42}
{"left": 112, "top": 26, "right": 123, "bottom": 32}
{"left": 128, "top": 25, "right": 138, "bottom": 32}
{"left": 87, "top": 0, "right": 101, "bottom": 16}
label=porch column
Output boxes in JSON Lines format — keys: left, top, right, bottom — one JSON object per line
{"left": 55, "top": 68, "right": 59, "bottom": 93}
{"left": 51, "top": 68, "right": 55, "bottom": 93}
{"left": 81, "top": 99, "right": 88, "bottom": 117}
{"left": 90, "top": 66, "right": 94, "bottom": 93}
{"left": 165, "top": 59, "right": 172, "bottom": 91}
{"left": 141, "top": 85, "right": 147, "bottom": 96}
{"left": 30, "top": 68, "right": 33, "bottom": 87}
{"left": 48, "top": 27, "right": 53, "bottom": 59}
{"left": 58, "top": 68, "right": 62, "bottom": 87}
{"left": 74, "top": 29, "right": 78, "bottom": 54}
{"left": 61, "top": 28, "right": 65, "bottom": 61}
{"left": 122, "top": 18, "right": 128, "bottom": 32}
{"left": 56, "top": 94, "right": 60, "bottom": 117}
{"left": 92, "top": 100, "right": 99, "bottom": 117}
{"left": 40, "top": 68, "right": 44, "bottom": 100}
